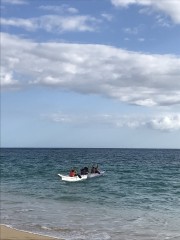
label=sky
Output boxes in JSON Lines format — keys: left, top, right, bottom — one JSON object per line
{"left": 1, "top": 0, "right": 180, "bottom": 148}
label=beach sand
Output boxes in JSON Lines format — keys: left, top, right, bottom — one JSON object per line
{"left": 0, "top": 225, "right": 62, "bottom": 240}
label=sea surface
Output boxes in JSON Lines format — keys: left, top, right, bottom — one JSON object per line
{"left": 1, "top": 148, "right": 180, "bottom": 240}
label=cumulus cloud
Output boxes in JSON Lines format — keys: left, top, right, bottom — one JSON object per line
{"left": 111, "top": 0, "right": 180, "bottom": 24}
{"left": 1, "top": 33, "right": 180, "bottom": 107}
{"left": 47, "top": 112, "right": 180, "bottom": 132}
{"left": 148, "top": 114, "right": 180, "bottom": 131}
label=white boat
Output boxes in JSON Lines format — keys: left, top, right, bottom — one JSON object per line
{"left": 58, "top": 171, "right": 105, "bottom": 182}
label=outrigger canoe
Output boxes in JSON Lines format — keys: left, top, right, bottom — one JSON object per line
{"left": 58, "top": 171, "right": 105, "bottom": 182}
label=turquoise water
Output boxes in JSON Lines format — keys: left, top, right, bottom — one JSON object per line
{"left": 1, "top": 148, "right": 180, "bottom": 240}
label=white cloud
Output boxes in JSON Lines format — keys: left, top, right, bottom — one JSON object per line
{"left": 48, "top": 113, "right": 73, "bottom": 123}
{"left": 111, "top": 0, "right": 180, "bottom": 24}
{"left": 47, "top": 112, "right": 180, "bottom": 132}
{"left": 39, "top": 4, "right": 79, "bottom": 14}
{"left": 1, "top": 14, "right": 98, "bottom": 32}
{"left": 101, "top": 13, "right": 113, "bottom": 21}
{"left": 0, "top": 67, "right": 19, "bottom": 87}
{"left": 1, "top": 33, "right": 180, "bottom": 107}
{"left": 1, "top": 18, "right": 37, "bottom": 31}
{"left": 155, "top": 15, "right": 171, "bottom": 28}
{"left": 123, "top": 27, "right": 139, "bottom": 34}
{"left": 39, "top": 15, "right": 98, "bottom": 32}
{"left": 149, "top": 114, "right": 180, "bottom": 131}
{"left": 1, "top": 0, "right": 28, "bottom": 4}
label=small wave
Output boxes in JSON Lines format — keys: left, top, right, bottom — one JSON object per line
{"left": 40, "top": 226, "right": 52, "bottom": 231}
{"left": 14, "top": 208, "right": 34, "bottom": 213}
{"left": 34, "top": 224, "right": 77, "bottom": 233}
{"left": 33, "top": 224, "right": 52, "bottom": 231}
{"left": 33, "top": 225, "right": 111, "bottom": 240}
{"left": 85, "top": 231, "right": 111, "bottom": 240}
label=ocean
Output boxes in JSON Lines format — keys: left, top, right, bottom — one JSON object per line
{"left": 1, "top": 148, "right": 180, "bottom": 240}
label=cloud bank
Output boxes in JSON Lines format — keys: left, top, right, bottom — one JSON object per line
{"left": 47, "top": 112, "right": 180, "bottom": 132}
{"left": 111, "top": 0, "right": 180, "bottom": 24}
{"left": 1, "top": 33, "right": 180, "bottom": 107}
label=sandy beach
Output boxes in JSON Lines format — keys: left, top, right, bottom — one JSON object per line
{"left": 0, "top": 225, "right": 61, "bottom": 240}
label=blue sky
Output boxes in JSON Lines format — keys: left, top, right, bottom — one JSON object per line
{"left": 1, "top": 0, "right": 180, "bottom": 148}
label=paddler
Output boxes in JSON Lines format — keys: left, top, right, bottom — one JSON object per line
{"left": 69, "top": 169, "right": 76, "bottom": 177}
{"left": 69, "top": 169, "right": 82, "bottom": 178}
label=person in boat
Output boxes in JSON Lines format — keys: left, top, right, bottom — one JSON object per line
{"left": 91, "top": 164, "right": 100, "bottom": 174}
{"left": 80, "top": 166, "right": 89, "bottom": 175}
{"left": 84, "top": 166, "right": 89, "bottom": 174}
{"left": 80, "top": 168, "right": 85, "bottom": 175}
{"left": 69, "top": 169, "right": 77, "bottom": 177}
{"left": 91, "top": 166, "right": 95, "bottom": 173}
{"left": 69, "top": 169, "right": 82, "bottom": 178}
{"left": 95, "top": 165, "right": 100, "bottom": 174}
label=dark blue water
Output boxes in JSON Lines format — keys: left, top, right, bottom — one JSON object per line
{"left": 1, "top": 148, "right": 180, "bottom": 240}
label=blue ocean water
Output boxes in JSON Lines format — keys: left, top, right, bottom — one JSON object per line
{"left": 1, "top": 148, "right": 180, "bottom": 240}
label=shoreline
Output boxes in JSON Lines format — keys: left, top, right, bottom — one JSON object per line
{"left": 0, "top": 225, "right": 62, "bottom": 240}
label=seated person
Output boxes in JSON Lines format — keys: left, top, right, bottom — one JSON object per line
{"left": 91, "top": 166, "right": 95, "bottom": 174}
{"left": 80, "top": 168, "right": 85, "bottom": 175}
{"left": 94, "top": 166, "right": 100, "bottom": 174}
{"left": 80, "top": 167, "right": 89, "bottom": 175}
{"left": 91, "top": 165, "right": 100, "bottom": 174}
{"left": 84, "top": 167, "right": 89, "bottom": 174}
{"left": 69, "top": 169, "right": 77, "bottom": 177}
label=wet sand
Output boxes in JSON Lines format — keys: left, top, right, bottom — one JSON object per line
{"left": 0, "top": 225, "right": 62, "bottom": 240}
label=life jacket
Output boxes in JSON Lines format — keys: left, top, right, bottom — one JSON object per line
{"left": 69, "top": 171, "right": 75, "bottom": 177}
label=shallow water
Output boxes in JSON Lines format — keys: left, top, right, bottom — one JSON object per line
{"left": 1, "top": 148, "right": 180, "bottom": 240}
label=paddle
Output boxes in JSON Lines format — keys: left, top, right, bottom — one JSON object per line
{"left": 74, "top": 167, "right": 82, "bottom": 178}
